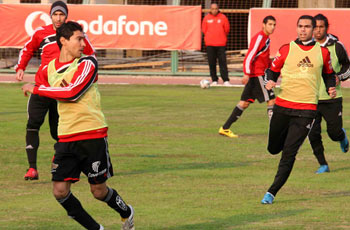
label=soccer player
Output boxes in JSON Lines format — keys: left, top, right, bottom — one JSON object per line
{"left": 21, "top": 21, "right": 134, "bottom": 230}
{"left": 261, "top": 15, "right": 336, "bottom": 204}
{"left": 16, "top": 1, "right": 94, "bottom": 180}
{"left": 218, "top": 16, "right": 276, "bottom": 138}
{"left": 202, "top": 3, "right": 230, "bottom": 86}
{"left": 308, "top": 13, "right": 350, "bottom": 174}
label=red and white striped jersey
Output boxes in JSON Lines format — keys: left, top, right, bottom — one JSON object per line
{"left": 15, "top": 24, "right": 95, "bottom": 86}
{"left": 243, "top": 30, "right": 271, "bottom": 77}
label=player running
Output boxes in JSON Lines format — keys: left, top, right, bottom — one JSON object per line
{"left": 261, "top": 15, "right": 336, "bottom": 204}
{"left": 308, "top": 13, "right": 350, "bottom": 174}
{"left": 16, "top": 1, "right": 94, "bottom": 180}
{"left": 219, "top": 16, "right": 276, "bottom": 138}
{"left": 21, "top": 21, "right": 134, "bottom": 230}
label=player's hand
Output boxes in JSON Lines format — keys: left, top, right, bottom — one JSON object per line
{"left": 16, "top": 69, "right": 24, "bottom": 81}
{"left": 335, "top": 75, "right": 340, "bottom": 86}
{"left": 242, "top": 75, "right": 249, "bottom": 85}
{"left": 21, "top": 83, "right": 34, "bottom": 97}
{"left": 328, "top": 87, "right": 336, "bottom": 98}
{"left": 265, "top": 80, "right": 276, "bottom": 90}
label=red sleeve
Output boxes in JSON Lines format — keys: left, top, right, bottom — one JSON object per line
{"left": 223, "top": 15, "right": 230, "bottom": 35}
{"left": 15, "top": 27, "right": 43, "bottom": 72}
{"left": 34, "top": 56, "right": 98, "bottom": 101}
{"left": 270, "top": 44, "right": 289, "bottom": 73}
{"left": 83, "top": 33, "right": 95, "bottom": 56}
{"left": 243, "top": 33, "right": 263, "bottom": 75}
{"left": 201, "top": 15, "right": 207, "bottom": 34}
{"left": 321, "top": 47, "right": 333, "bottom": 74}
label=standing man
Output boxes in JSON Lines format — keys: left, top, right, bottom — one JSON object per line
{"left": 261, "top": 15, "right": 336, "bottom": 204}
{"left": 16, "top": 1, "right": 94, "bottom": 180}
{"left": 308, "top": 13, "right": 350, "bottom": 174}
{"left": 202, "top": 2, "right": 230, "bottom": 86}
{"left": 219, "top": 16, "right": 276, "bottom": 138}
{"left": 21, "top": 21, "right": 134, "bottom": 230}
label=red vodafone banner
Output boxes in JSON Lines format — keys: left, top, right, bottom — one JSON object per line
{"left": 0, "top": 4, "right": 201, "bottom": 50}
{"left": 249, "top": 8, "right": 350, "bottom": 57}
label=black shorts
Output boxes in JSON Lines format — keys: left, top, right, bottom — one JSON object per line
{"left": 240, "top": 76, "right": 275, "bottom": 103}
{"left": 52, "top": 137, "right": 114, "bottom": 184}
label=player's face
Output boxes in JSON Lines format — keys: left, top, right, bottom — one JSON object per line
{"left": 314, "top": 20, "right": 327, "bottom": 42}
{"left": 51, "top": 11, "right": 67, "bottom": 30}
{"left": 210, "top": 4, "right": 219, "bottom": 16}
{"left": 63, "top": 30, "right": 86, "bottom": 58}
{"left": 297, "top": 19, "right": 314, "bottom": 42}
{"left": 263, "top": 20, "right": 276, "bottom": 35}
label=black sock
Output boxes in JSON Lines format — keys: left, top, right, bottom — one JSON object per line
{"left": 103, "top": 187, "right": 131, "bottom": 218}
{"left": 26, "top": 129, "right": 39, "bottom": 169}
{"left": 223, "top": 105, "right": 244, "bottom": 129}
{"left": 57, "top": 191, "right": 100, "bottom": 230}
{"left": 267, "top": 106, "right": 274, "bottom": 120}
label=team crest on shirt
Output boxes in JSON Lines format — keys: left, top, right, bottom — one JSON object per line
{"left": 218, "top": 19, "right": 221, "bottom": 23}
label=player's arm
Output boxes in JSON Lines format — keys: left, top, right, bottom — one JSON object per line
{"left": 335, "top": 41, "right": 350, "bottom": 81}
{"left": 201, "top": 16, "right": 207, "bottom": 34}
{"left": 15, "top": 28, "right": 42, "bottom": 81}
{"left": 21, "top": 65, "right": 48, "bottom": 96}
{"left": 243, "top": 34, "right": 263, "bottom": 76}
{"left": 33, "top": 56, "right": 98, "bottom": 101}
{"left": 223, "top": 15, "right": 230, "bottom": 35}
{"left": 321, "top": 48, "right": 336, "bottom": 98}
{"left": 83, "top": 33, "right": 96, "bottom": 56}
{"left": 264, "top": 44, "right": 288, "bottom": 89}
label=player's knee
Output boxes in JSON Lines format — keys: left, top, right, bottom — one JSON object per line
{"left": 90, "top": 186, "right": 107, "bottom": 200}
{"left": 267, "top": 144, "right": 282, "bottom": 155}
{"left": 53, "top": 187, "right": 70, "bottom": 200}
{"left": 327, "top": 130, "right": 342, "bottom": 141}
{"left": 239, "top": 101, "right": 250, "bottom": 109}
{"left": 268, "top": 147, "right": 281, "bottom": 155}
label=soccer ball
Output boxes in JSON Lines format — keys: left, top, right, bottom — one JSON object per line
{"left": 200, "top": 79, "right": 210, "bottom": 89}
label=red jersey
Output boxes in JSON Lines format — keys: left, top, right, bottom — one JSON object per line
{"left": 270, "top": 40, "right": 334, "bottom": 111}
{"left": 243, "top": 30, "right": 271, "bottom": 77}
{"left": 202, "top": 12, "right": 230, "bottom": 47}
{"left": 15, "top": 24, "right": 95, "bottom": 86}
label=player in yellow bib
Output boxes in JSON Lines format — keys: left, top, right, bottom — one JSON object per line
{"left": 260, "top": 15, "right": 336, "bottom": 204}
{"left": 22, "top": 21, "right": 134, "bottom": 230}
{"left": 308, "top": 14, "right": 350, "bottom": 174}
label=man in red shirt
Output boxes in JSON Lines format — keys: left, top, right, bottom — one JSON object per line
{"left": 22, "top": 21, "right": 134, "bottom": 230}
{"left": 16, "top": 1, "right": 94, "bottom": 180}
{"left": 219, "top": 16, "right": 276, "bottom": 138}
{"left": 202, "top": 3, "right": 230, "bottom": 86}
{"left": 261, "top": 15, "right": 336, "bottom": 204}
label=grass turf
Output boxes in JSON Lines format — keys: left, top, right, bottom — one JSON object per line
{"left": 1, "top": 83, "right": 350, "bottom": 229}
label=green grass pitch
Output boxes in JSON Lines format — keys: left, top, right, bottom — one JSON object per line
{"left": 1, "top": 83, "right": 350, "bottom": 229}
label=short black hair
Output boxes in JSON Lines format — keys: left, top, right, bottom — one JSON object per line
{"left": 297, "top": 15, "right": 316, "bottom": 28}
{"left": 263, "top": 15, "right": 276, "bottom": 24}
{"left": 56, "top": 21, "right": 83, "bottom": 50}
{"left": 314, "top": 13, "right": 329, "bottom": 29}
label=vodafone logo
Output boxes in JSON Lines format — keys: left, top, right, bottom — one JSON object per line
{"left": 77, "top": 15, "right": 168, "bottom": 36}
{"left": 24, "top": 11, "right": 168, "bottom": 37}
{"left": 25, "top": 11, "right": 51, "bottom": 36}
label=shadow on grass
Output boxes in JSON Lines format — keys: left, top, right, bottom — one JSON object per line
{"left": 162, "top": 209, "right": 308, "bottom": 230}
{"left": 329, "top": 166, "right": 350, "bottom": 173}
{"left": 119, "top": 161, "right": 250, "bottom": 176}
